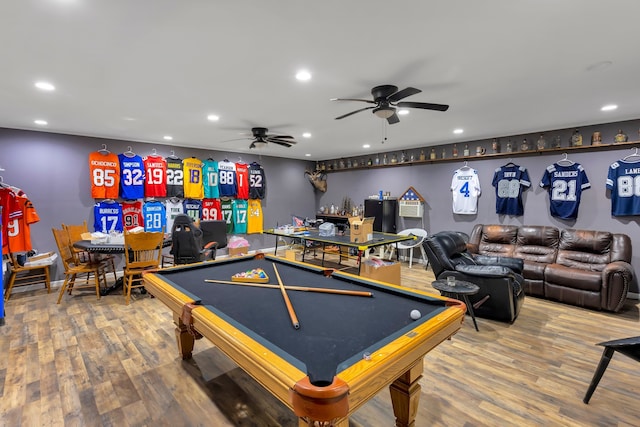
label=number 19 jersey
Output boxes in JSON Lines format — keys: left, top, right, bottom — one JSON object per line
{"left": 143, "top": 155, "right": 167, "bottom": 198}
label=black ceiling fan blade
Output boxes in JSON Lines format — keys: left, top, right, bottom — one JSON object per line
{"left": 397, "top": 101, "right": 449, "bottom": 111}
{"left": 387, "top": 113, "right": 400, "bottom": 125}
{"left": 335, "top": 106, "right": 375, "bottom": 120}
{"left": 266, "top": 136, "right": 297, "bottom": 144}
{"left": 330, "top": 98, "right": 376, "bottom": 104}
{"left": 266, "top": 134, "right": 294, "bottom": 139}
{"left": 269, "top": 139, "right": 294, "bottom": 147}
{"left": 388, "top": 87, "right": 421, "bottom": 102}
{"left": 217, "top": 136, "right": 251, "bottom": 143}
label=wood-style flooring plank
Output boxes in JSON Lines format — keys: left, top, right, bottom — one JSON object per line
{"left": 1, "top": 251, "right": 639, "bottom": 426}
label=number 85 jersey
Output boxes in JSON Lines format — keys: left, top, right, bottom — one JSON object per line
{"left": 607, "top": 160, "right": 640, "bottom": 216}
{"left": 451, "top": 167, "right": 481, "bottom": 215}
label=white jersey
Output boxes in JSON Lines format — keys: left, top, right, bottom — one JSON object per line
{"left": 451, "top": 167, "right": 481, "bottom": 214}
{"left": 165, "top": 199, "right": 184, "bottom": 232}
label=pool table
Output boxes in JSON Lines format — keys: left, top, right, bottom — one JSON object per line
{"left": 143, "top": 253, "right": 465, "bottom": 427}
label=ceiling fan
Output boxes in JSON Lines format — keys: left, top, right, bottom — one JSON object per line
{"left": 222, "top": 127, "right": 297, "bottom": 149}
{"left": 331, "top": 84, "right": 449, "bottom": 124}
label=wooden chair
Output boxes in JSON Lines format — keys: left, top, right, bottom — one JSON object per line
{"left": 63, "top": 221, "right": 118, "bottom": 283}
{"left": 4, "top": 252, "right": 52, "bottom": 301}
{"left": 52, "top": 227, "right": 107, "bottom": 303}
{"left": 123, "top": 230, "right": 164, "bottom": 305}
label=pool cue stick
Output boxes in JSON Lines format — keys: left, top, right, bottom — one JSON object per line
{"left": 203, "top": 279, "right": 373, "bottom": 297}
{"left": 272, "top": 263, "right": 300, "bottom": 329}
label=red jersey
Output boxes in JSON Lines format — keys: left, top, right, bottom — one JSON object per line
{"left": 202, "top": 198, "right": 222, "bottom": 220}
{"left": 236, "top": 162, "right": 249, "bottom": 199}
{"left": 0, "top": 188, "right": 24, "bottom": 255}
{"left": 122, "top": 200, "right": 144, "bottom": 230}
{"left": 89, "top": 151, "right": 120, "bottom": 199}
{"left": 143, "top": 155, "right": 167, "bottom": 197}
{"left": 6, "top": 194, "right": 40, "bottom": 253}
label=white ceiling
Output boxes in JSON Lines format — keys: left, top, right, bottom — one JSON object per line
{"left": 2, "top": 1, "right": 640, "bottom": 161}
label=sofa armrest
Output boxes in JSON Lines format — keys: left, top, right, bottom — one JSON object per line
{"left": 455, "top": 264, "right": 514, "bottom": 278}
{"left": 601, "top": 261, "right": 633, "bottom": 312}
{"left": 473, "top": 254, "right": 524, "bottom": 274}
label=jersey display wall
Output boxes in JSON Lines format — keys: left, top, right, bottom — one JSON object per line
{"left": 492, "top": 163, "right": 531, "bottom": 215}
{"left": 540, "top": 162, "right": 591, "bottom": 219}
{"left": 451, "top": 167, "right": 481, "bottom": 215}
{"left": 606, "top": 159, "right": 640, "bottom": 216}
{"left": 89, "top": 151, "right": 120, "bottom": 199}
{"left": 166, "top": 157, "right": 184, "bottom": 198}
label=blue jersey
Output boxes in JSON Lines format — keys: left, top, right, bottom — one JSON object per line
{"left": 143, "top": 200, "right": 167, "bottom": 232}
{"left": 217, "top": 160, "right": 237, "bottom": 197}
{"left": 203, "top": 159, "right": 219, "bottom": 198}
{"left": 540, "top": 162, "right": 590, "bottom": 219}
{"left": 492, "top": 164, "right": 531, "bottom": 215}
{"left": 118, "top": 153, "right": 145, "bottom": 199}
{"left": 248, "top": 162, "right": 266, "bottom": 199}
{"left": 183, "top": 199, "right": 202, "bottom": 223}
{"left": 606, "top": 160, "right": 640, "bottom": 216}
{"left": 232, "top": 199, "right": 248, "bottom": 234}
{"left": 93, "top": 201, "right": 123, "bottom": 233}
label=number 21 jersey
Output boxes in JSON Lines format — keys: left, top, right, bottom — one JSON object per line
{"left": 540, "top": 162, "right": 590, "bottom": 219}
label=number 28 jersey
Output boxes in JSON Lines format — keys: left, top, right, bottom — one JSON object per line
{"left": 606, "top": 160, "right": 640, "bottom": 216}
{"left": 540, "top": 162, "right": 590, "bottom": 219}
{"left": 451, "top": 168, "right": 481, "bottom": 215}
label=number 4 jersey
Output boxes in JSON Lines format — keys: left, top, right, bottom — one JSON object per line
{"left": 451, "top": 167, "right": 481, "bottom": 215}
{"left": 540, "top": 162, "right": 590, "bottom": 219}
{"left": 606, "top": 160, "right": 640, "bottom": 216}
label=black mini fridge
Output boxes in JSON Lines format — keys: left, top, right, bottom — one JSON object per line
{"left": 364, "top": 199, "right": 397, "bottom": 233}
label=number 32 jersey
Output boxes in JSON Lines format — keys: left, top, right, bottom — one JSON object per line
{"left": 540, "top": 162, "right": 590, "bottom": 219}
{"left": 451, "top": 168, "right": 481, "bottom": 215}
{"left": 606, "top": 160, "right": 640, "bottom": 216}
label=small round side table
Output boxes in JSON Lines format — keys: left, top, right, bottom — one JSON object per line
{"left": 432, "top": 279, "right": 480, "bottom": 331}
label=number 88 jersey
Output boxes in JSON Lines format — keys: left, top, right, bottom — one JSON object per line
{"left": 217, "top": 160, "right": 237, "bottom": 197}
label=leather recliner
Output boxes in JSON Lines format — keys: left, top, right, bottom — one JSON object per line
{"left": 423, "top": 231, "right": 526, "bottom": 323}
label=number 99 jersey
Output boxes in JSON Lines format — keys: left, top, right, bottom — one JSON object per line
{"left": 607, "top": 160, "right": 640, "bottom": 216}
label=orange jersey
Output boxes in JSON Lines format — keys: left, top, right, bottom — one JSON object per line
{"left": 89, "top": 151, "right": 120, "bottom": 199}
{"left": 6, "top": 194, "right": 40, "bottom": 254}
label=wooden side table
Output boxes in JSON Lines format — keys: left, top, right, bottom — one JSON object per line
{"left": 432, "top": 279, "right": 480, "bottom": 331}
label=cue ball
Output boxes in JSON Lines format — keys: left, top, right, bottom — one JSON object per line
{"left": 410, "top": 310, "right": 421, "bottom": 320}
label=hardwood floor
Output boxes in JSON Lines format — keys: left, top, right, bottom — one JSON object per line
{"left": 1, "top": 253, "right": 639, "bottom": 426}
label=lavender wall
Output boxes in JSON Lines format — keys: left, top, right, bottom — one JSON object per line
{"left": 0, "top": 128, "right": 316, "bottom": 279}
{"left": 320, "top": 119, "right": 640, "bottom": 293}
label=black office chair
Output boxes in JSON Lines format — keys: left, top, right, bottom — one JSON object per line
{"left": 200, "top": 220, "right": 228, "bottom": 260}
{"left": 169, "top": 215, "right": 217, "bottom": 265}
{"left": 423, "top": 231, "right": 526, "bottom": 323}
{"left": 583, "top": 336, "right": 640, "bottom": 404}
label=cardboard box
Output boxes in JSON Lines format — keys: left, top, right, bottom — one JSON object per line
{"left": 228, "top": 246, "right": 250, "bottom": 256}
{"left": 285, "top": 249, "right": 304, "bottom": 261}
{"left": 360, "top": 260, "right": 401, "bottom": 285}
{"left": 348, "top": 217, "right": 374, "bottom": 243}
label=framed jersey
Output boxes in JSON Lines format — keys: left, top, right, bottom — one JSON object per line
{"left": 93, "top": 201, "right": 123, "bottom": 233}
{"left": 606, "top": 159, "right": 640, "bottom": 216}
{"left": 118, "top": 153, "right": 145, "bottom": 200}
{"left": 540, "top": 162, "right": 590, "bottom": 219}
{"left": 183, "top": 157, "right": 204, "bottom": 199}
{"left": 248, "top": 162, "right": 266, "bottom": 199}
{"left": 143, "top": 155, "right": 167, "bottom": 198}
{"left": 451, "top": 167, "right": 481, "bottom": 215}
{"left": 89, "top": 151, "right": 120, "bottom": 199}
{"left": 492, "top": 164, "right": 531, "bottom": 216}
{"left": 166, "top": 157, "right": 184, "bottom": 198}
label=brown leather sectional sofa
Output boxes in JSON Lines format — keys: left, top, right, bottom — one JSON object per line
{"left": 468, "top": 224, "right": 634, "bottom": 312}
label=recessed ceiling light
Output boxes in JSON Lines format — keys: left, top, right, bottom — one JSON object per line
{"left": 207, "top": 114, "right": 220, "bottom": 121}
{"left": 163, "top": 135, "right": 173, "bottom": 140}
{"left": 453, "top": 128, "right": 464, "bottom": 134}
{"left": 363, "top": 144, "right": 371, "bottom": 148}
{"left": 398, "top": 109, "right": 409, "bottom": 115}
{"left": 35, "top": 81, "right": 55, "bottom": 91}
{"left": 601, "top": 104, "right": 618, "bottom": 111}
{"left": 302, "top": 132, "right": 311, "bottom": 138}
{"left": 295, "top": 70, "right": 311, "bottom": 81}
{"left": 305, "top": 153, "right": 311, "bottom": 157}
{"left": 34, "top": 119, "right": 48, "bottom": 125}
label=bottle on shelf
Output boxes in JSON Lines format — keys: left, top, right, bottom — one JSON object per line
{"left": 367, "top": 157, "right": 373, "bottom": 166}
{"left": 383, "top": 154, "right": 388, "bottom": 165}
{"left": 375, "top": 154, "right": 380, "bottom": 165}
{"left": 570, "top": 129, "right": 583, "bottom": 147}
{"left": 452, "top": 144, "right": 458, "bottom": 157}
{"left": 614, "top": 129, "right": 628, "bottom": 143}
{"left": 441, "top": 148, "right": 446, "bottom": 159}
{"left": 391, "top": 153, "right": 398, "bottom": 164}
{"left": 463, "top": 144, "right": 470, "bottom": 156}
{"left": 492, "top": 138, "right": 501, "bottom": 153}
{"left": 521, "top": 138, "right": 529, "bottom": 151}
{"left": 419, "top": 149, "right": 426, "bottom": 161}
{"left": 409, "top": 151, "right": 416, "bottom": 162}
{"left": 536, "top": 134, "right": 547, "bottom": 150}
{"left": 430, "top": 148, "right": 436, "bottom": 160}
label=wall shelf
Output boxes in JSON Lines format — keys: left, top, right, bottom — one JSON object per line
{"left": 321, "top": 140, "right": 640, "bottom": 173}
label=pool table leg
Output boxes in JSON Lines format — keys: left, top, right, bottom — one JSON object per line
{"left": 389, "top": 358, "right": 424, "bottom": 427}
{"left": 173, "top": 312, "right": 195, "bottom": 359}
